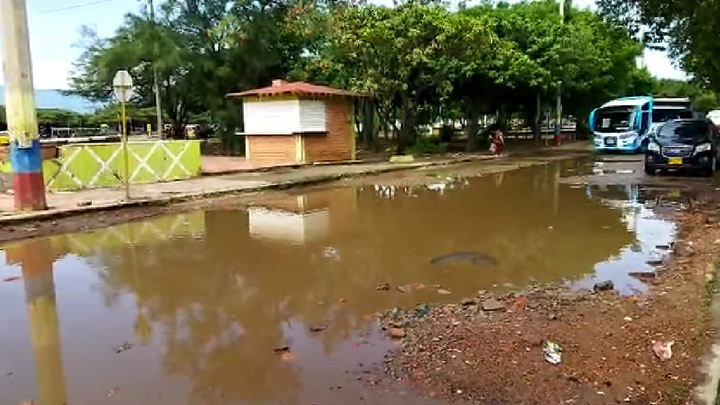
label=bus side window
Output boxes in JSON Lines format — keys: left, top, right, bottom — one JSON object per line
{"left": 640, "top": 111, "right": 649, "bottom": 134}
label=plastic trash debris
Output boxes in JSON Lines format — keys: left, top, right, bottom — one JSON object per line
{"left": 652, "top": 340, "right": 674, "bottom": 361}
{"left": 543, "top": 341, "right": 562, "bottom": 365}
{"left": 426, "top": 183, "right": 447, "bottom": 193}
{"left": 114, "top": 342, "right": 134, "bottom": 354}
{"left": 396, "top": 285, "right": 412, "bottom": 293}
{"left": 323, "top": 247, "right": 341, "bottom": 260}
{"left": 376, "top": 282, "right": 390, "bottom": 291}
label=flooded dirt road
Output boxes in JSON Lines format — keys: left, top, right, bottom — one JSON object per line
{"left": 0, "top": 156, "right": 694, "bottom": 404}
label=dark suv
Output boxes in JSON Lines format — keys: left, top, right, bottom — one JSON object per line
{"left": 645, "top": 119, "right": 720, "bottom": 176}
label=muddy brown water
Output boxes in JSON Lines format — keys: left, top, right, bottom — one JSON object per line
{"left": 0, "top": 161, "right": 677, "bottom": 404}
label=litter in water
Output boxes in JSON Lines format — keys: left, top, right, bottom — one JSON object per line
{"left": 114, "top": 342, "right": 134, "bottom": 354}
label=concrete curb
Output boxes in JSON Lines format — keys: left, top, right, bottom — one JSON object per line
{"left": 200, "top": 158, "right": 379, "bottom": 176}
{"left": 696, "top": 259, "right": 720, "bottom": 405}
{"left": 0, "top": 156, "right": 481, "bottom": 226}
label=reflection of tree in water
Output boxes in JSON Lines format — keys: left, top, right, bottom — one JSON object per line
{"left": 93, "top": 162, "right": 634, "bottom": 403}
{"left": 95, "top": 210, "right": 380, "bottom": 404}
{"left": 344, "top": 163, "right": 633, "bottom": 289}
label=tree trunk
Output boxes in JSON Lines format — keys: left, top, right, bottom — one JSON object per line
{"left": 534, "top": 92, "right": 542, "bottom": 143}
{"left": 361, "top": 98, "right": 376, "bottom": 150}
{"left": 397, "top": 95, "right": 414, "bottom": 154}
{"left": 496, "top": 102, "right": 508, "bottom": 133}
{"left": 352, "top": 99, "right": 364, "bottom": 138}
{"left": 465, "top": 106, "right": 481, "bottom": 152}
{"left": 576, "top": 119, "right": 590, "bottom": 140}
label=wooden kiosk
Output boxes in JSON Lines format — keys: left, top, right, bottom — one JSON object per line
{"left": 228, "top": 80, "right": 362, "bottom": 165}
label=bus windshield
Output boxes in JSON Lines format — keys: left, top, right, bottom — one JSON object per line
{"left": 594, "top": 107, "right": 633, "bottom": 132}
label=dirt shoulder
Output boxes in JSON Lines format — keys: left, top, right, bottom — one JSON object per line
{"left": 381, "top": 199, "right": 720, "bottom": 404}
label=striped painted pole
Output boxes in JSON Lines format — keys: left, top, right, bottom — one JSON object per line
{"left": 1, "top": 0, "right": 47, "bottom": 210}
{"left": 6, "top": 239, "right": 67, "bottom": 404}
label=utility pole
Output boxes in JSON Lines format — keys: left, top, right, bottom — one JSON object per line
{"left": 555, "top": 0, "right": 565, "bottom": 146}
{"left": 149, "top": 0, "right": 163, "bottom": 138}
{"left": 1, "top": 0, "right": 47, "bottom": 210}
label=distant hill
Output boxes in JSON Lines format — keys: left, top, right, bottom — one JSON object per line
{"left": 0, "top": 86, "right": 101, "bottom": 113}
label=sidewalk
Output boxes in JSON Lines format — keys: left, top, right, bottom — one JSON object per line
{"left": 0, "top": 141, "right": 591, "bottom": 225}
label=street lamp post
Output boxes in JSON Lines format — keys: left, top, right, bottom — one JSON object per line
{"left": 555, "top": 0, "right": 565, "bottom": 146}
{"left": 148, "top": 0, "right": 163, "bottom": 138}
{"left": 113, "top": 70, "right": 134, "bottom": 200}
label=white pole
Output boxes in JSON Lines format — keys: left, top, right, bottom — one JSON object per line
{"left": 149, "top": 0, "right": 163, "bottom": 138}
{"left": 555, "top": 0, "right": 565, "bottom": 145}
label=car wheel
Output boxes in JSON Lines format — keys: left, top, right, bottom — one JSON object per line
{"left": 645, "top": 164, "right": 656, "bottom": 175}
{"left": 703, "top": 157, "right": 716, "bottom": 177}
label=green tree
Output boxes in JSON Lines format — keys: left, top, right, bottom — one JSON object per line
{"left": 307, "top": 3, "right": 507, "bottom": 153}
{"left": 68, "top": 0, "right": 328, "bottom": 144}
{"left": 597, "top": 0, "right": 720, "bottom": 92}
{"left": 461, "top": 1, "right": 645, "bottom": 141}
{"left": 68, "top": 14, "right": 199, "bottom": 138}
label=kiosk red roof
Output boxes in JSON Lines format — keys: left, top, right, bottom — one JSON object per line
{"left": 227, "top": 80, "right": 365, "bottom": 98}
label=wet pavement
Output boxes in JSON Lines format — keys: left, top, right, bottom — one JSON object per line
{"left": 0, "top": 156, "right": 689, "bottom": 404}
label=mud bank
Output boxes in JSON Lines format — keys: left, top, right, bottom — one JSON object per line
{"left": 381, "top": 202, "right": 720, "bottom": 404}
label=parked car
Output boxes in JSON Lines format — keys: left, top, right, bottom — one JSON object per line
{"left": 645, "top": 119, "right": 720, "bottom": 176}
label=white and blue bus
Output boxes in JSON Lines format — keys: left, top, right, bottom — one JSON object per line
{"left": 590, "top": 96, "right": 693, "bottom": 153}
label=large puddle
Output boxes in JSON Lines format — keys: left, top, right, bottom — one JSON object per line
{"left": 0, "top": 161, "right": 679, "bottom": 404}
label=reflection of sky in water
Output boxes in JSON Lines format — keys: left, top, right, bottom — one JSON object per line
{"left": 574, "top": 187, "right": 676, "bottom": 294}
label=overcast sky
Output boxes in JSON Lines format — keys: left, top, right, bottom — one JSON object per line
{"left": 0, "top": 0, "right": 687, "bottom": 90}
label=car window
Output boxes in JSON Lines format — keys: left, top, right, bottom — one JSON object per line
{"left": 658, "top": 121, "right": 710, "bottom": 141}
